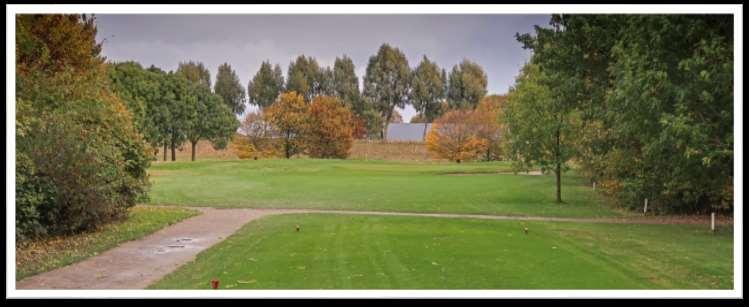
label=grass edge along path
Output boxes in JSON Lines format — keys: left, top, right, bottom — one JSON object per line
{"left": 16, "top": 205, "right": 200, "bottom": 280}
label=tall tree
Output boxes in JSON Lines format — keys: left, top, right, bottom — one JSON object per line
{"left": 410, "top": 55, "right": 447, "bottom": 137}
{"left": 286, "top": 55, "right": 323, "bottom": 101}
{"left": 363, "top": 43, "right": 412, "bottom": 139}
{"left": 248, "top": 61, "right": 285, "bottom": 109}
{"left": 447, "top": 59, "right": 488, "bottom": 109}
{"left": 503, "top": 63, "right": 575, "bottom": 203}
{"left": 214, "top": 62, "right": 247, "bottom": 115}
{"left": 332, "top": 55, "right": 363, "bottom": 114}
{"left": 175, "top": 61, "right": 211, "bottom": 89}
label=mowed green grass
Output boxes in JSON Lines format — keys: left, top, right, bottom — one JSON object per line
{"left": 148, "top": 159, "right": 617, "bottom": 217}
{"left": 150, "top": 214, "right": 733, "bottom": 289}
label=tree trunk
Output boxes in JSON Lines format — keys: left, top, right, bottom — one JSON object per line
{"left": 383, "top": 112, "right": 392, "bottom": 140}
{"left": 163, "top": 143, "right": 167, "bottom": 162}
{"left": 555, "top": 127, "right": 562, "bottom": 203}
{"left": 171, "top": 139, "right": 176, "bottom": 161}
{"left": 191, "top": 140, "right": 197, "bottom": 161}
{"left": 285, "top": 132, "right": 291, "bottom": 159}
{"left": 422, "top": 123, "right": 428, "bottom": 140}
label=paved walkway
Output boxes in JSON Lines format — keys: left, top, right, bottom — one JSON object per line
{"left": 16, "top": 208, "right": 302, "bottom": 289}
{"left": 16, "top": 207, "right": 730, "bottom": 289}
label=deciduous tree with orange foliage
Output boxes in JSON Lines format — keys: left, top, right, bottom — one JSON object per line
{"left": 425, "top": 109, "right": 487, "bottom": 163}
{"left": 474, "top": 95, "right": 506, "bottom": 161}
{"left": 264, "top": 91, "right": 309, "bottom": 158}
{"left": 305, "top": 96, "right": 356, "bottom": 158}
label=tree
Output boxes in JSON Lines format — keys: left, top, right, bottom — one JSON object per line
{"left": 503, "top": 63, "right": 574, "bottom": 203}
{"left": 319, "top": 66, "right": 336, "bottom": 97}
{"left": 516, "top": 14, "right": 734, "bottom": 213}
{"left": 305, "top": 96, "right": 356, "bottom": 158}
{"left": 389, "top": 110, "right": 404, "bottom": 123}
{"left": 425, "top": 109, "right": 487, "bottom": 163}
{"left": 410, "top": 113, "right": 427, "bottom": 123}
{"left": 603, "top": 15, "right": 733, "bottom": 213}
{"left": 474, "top": 95, "right": 506, "bottom": 161}
{"left": 164, "top": 73, "right": 194, "bottom": 161}
{"left": 248, "top": 61, "right": 284, "bottom": 109}
{"left": 237, "top": 111, "right": 277, "bottom": 158}
{"left": 214, "top": 62, "right": 247, "bottom": 115}
{"left": 108, "top": 61, "right": 163, "bottom": 154}
{"left": 363, "top": 43, "right": 412, "bottom": 139}
{"left": 176, "top": 60, "right": 211, "bottom": 89}
{"left": 286, "top": 55, "right": 323, "bottom": 101}
{"left": 410, "top": 55, "right": 447, "bottom": 137}
{"left": 264, "top": 91, "right": 309, "bottom": 158}
{"left": 183, "top": 83, "right": 239, "bottom": 161}
{"left": 16, "top": 14, "right": 149, "bottom": 239}
{"left": 332, "top": 55, "right": 363, "bottom": 114}
{"left": 447, "top": 59, "right": 488, "bottom": 109}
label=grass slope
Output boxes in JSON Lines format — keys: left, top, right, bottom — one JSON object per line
{"left": 150, "top": 214, "right": 732, "bottom": 289}
{"left": 148, "top": 159, "right": 617, "bottom": 217}
{"left": 16, "top": 206, "right": 199, "bottom": 280}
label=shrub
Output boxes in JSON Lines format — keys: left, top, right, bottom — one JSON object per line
{"left": 425, "top": 109, "right": 488, "bottom": 163}
{"left": 305, "top": 96, "right": 356, "bottom": 158}
{"left": 15, "top": 14, "right": 150, "bottom": 240}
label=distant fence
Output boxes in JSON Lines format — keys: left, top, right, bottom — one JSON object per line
{"left": 349, "top": 139, "right": 438, "bottom": 161}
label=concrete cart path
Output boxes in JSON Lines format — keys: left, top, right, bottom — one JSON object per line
{"left": 16, "top": 208, "right": 304, "bottom": 289}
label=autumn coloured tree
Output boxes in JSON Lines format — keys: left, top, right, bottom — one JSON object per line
{"left": 16, "top": 14, "right": 149, "bottom": 239}
{"left": 474, "top": 95, "right": 506, "bottom": 161}
{"left": 236, "top": 111, "right": 278, "bottom": 158}
{"left": 425, "top": 109, "right": 487, "bottom": 163}
{"left": 305, "top": 96, "right": 356, "bottom": 158}
{"left": 264, "top": 91, "right": 309, "bottom": 158}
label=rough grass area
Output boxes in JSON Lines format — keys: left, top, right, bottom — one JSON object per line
{"left": 16, "top": 206, "right": 199, "bottom": 280}
{"left": 152, "top": 139, "right": 238, "bottom": 162}
{"left": 150, "top": 214, "right": 733, "bottom": 289}
{"left": 148, "top": 159, "right": 617, "bottom": 217}
{"left": 349, "top": 140, "right": 433, "bottom": 161}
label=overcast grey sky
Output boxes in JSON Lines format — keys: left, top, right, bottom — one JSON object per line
{"left": 95, "top": 14, "right": 550, "bottom": 121}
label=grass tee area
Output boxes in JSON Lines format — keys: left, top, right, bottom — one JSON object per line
{"left": 148, "top": 159, "right": 617, "bottom": 218}
{"left": 151, "top": 214, "right": 733, "bottom": 289}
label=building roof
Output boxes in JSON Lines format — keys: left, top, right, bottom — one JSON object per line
{"left": 386, "top": 123, "right": 432, "bottom": 142}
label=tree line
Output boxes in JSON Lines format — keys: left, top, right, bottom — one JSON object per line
{"left": 503, "top": 14, "right": 733, "bottom": 214}
{"left": 109, "top": 61, "right": 240, "bottom": 162}
{"left": 246, "top": 44, "right": 489, "bottom": 141}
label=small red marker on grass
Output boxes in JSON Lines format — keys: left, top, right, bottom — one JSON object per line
{"left": 210, "top": 278, "right": 220, "bottom": 289}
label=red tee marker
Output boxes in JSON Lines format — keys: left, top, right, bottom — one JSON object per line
{"left": 210, "top": 279, "right": 220, "bottom": 289}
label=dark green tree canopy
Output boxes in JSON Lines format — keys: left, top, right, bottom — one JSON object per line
{"left": 363, "top": 43, "right": 411, "bottom": 137}
{"left": 176, "top": 61, "right": 211, "bottom": 89}
{"left": 511, "top": 14, "right": 733, "bottom": 213}
{"left": 248, "top": 61, "right": 285, "bottom": 109}
{"left": 447, "top": 59, "right": 488, "bottom": 109}
{"left": 410, "top": 55, "right": 447, "bottom": 123}
{"left": 214, "top": 62, "right": 247, "bottom": 115}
